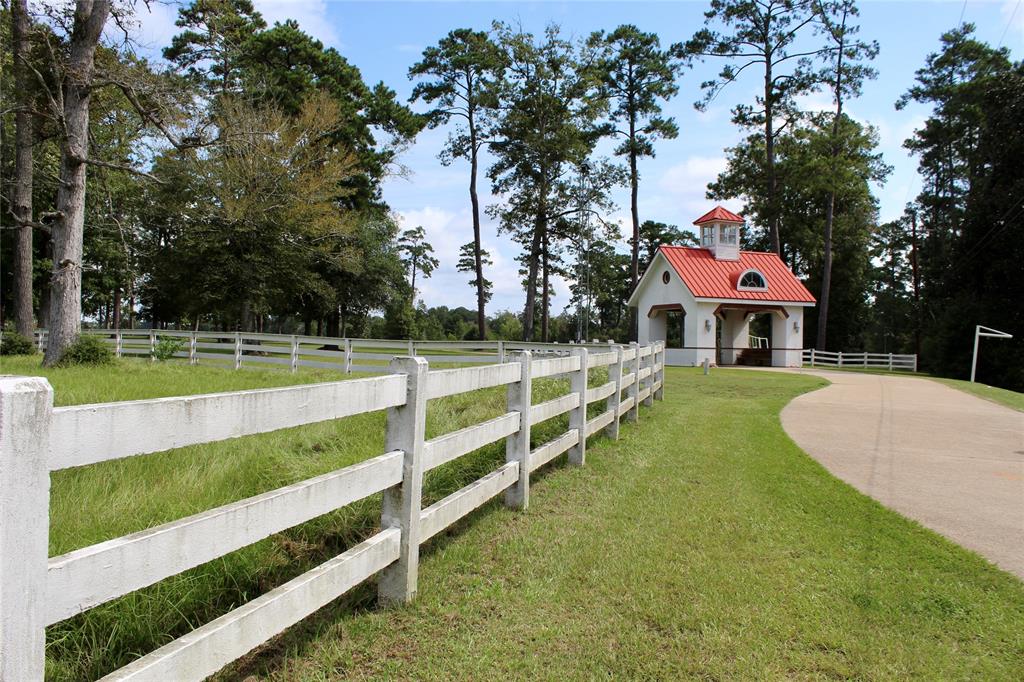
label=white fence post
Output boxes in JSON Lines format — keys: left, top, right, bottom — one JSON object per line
{"left": 505, "top": 351, "right": 531, "bottom": 510}
{"left": 810, "top": 348, "right": 816, "bottom": 367}
{"left": 654, "top": 341, "right": 665, "bottom": 401}
{"left": 568, "top": 347, "right": 588, "bottom": 466}
{"left": 606, "top": 345, "right": 624, "bottom": 440}
{"left": 378, "top": 356, "right": 428, "bottom": 605}
{"left": 234, "top": 332, "right": 242, "bottom": 370}
{"left": 862, "top": 353, "right": 867, "bottom": 368}
{"left": 407, "top": 339, "right": 415, "bottom": 356}
{"left": 912, "top": 354, "right": 918, "bottom": 373}
{"left": 627, "top": 342, "right": 640, "bottom": 423}
{"left": 290, "top": 336, "right": 299, "bottom": 374}
{"left": 642, "top": 345, "right": 654, "bottom": 407}
{"left": 888, "top": 353, "right": 893, "bottom": 371}
{"left": 838, "top": 351, "right": 844, "bottom": 368}
{"left": 497, "top": 340, "right": 505, "bottom": 364}
{"left": 189, "top": 332, "right": 197, "bottom": 365}
{"left": 0, "top": 377, "right": 53, "bottom": 681}
{"left": 115, "top": 331, "right": 123, "bottom": 358}
{"left": 149, "top": 329, "right": 156, "bottom": 362}
{"left": 343, "top": 338, "right": 352, "bottom": 374}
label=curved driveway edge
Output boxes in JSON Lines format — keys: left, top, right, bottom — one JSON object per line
{"left": 779, "top": 370, "right": 1024, "bottom": 579}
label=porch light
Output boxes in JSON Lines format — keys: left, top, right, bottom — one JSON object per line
{"left": 705, "top": 319, "right": 712, "bottom": 332}
{"left": 793, "top": 320, "right": 800, "bottom": 332}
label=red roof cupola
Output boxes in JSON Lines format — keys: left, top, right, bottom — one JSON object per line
{"left": 693, "top": 206, "right": 744, "bottom": 225}
{"left": 694, "top": 205, "right": 744, "bottom": 261}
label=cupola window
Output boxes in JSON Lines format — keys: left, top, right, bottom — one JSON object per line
{"left": 701, "top": 226, "right": 715, "bottom": 247}
{"left": 737, "top": 269, "right": 768, "bottom": 291}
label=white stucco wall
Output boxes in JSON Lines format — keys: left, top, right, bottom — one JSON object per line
{"left": 772, "top": 306, "right": 805, "bottom": 367}
{"left": 632, "top": 250, "right": 811, "bottom": 368}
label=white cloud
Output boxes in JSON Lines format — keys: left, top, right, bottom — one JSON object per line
{"left": 658, "top": 155, "right": 728, "bottom": 190}
{"left": 253, "top": 0, "right": 340, "bottom": 48}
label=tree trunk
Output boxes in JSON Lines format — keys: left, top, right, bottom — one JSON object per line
{"left": 764, "top": 58, "right": 781, "bottom": 257}
{"left": 910, "top": 211, "right": 921, "bottom": 358}
{"left": 817, "top": 192, "right": 835, "bottom": 350}
{"left": 541, "top": 231, "right": 549, "bottom": 342}
{"left": 817, "top": 8, "right": 848, "bottom": 353}
{"left": 44, "top": 0, "right": 111, "bottom": 366}
{"left": 469, "top": 129, "right": 487, "bottom": 340}
{"left": 522, "top": 212, "right": 545, "bottom": 341}
{"left": 112, "top": 286, "right": 122, "bottom": 330}
{"left": 628, "top": 112, "right": 640, "bottom": 342}
{"left": 11, "top": 0, "right": 35, "bottom": 337}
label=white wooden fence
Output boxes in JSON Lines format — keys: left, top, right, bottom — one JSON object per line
{"left": 0, "top": 341, "right": 665, "bottom": 681}
{"left": 803, "top": 348, "right": 917, "bottom": 372}
{"left": 31, "top": 329, "right": 628, "bottom": 374}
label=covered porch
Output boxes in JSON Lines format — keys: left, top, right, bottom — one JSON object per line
{"left": 646, "top": 301, "right": 805, "bottom": 369}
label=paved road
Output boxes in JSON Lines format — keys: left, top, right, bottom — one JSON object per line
{"left": 780, "top": 370, "right": 1024, "bottom": 579}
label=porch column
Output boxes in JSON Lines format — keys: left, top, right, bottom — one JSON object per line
{"left": 771, "top": 308, "right": 803, "bottom": 367}
{"left": 720, "top": 310, "right": 749, "bottom": 365}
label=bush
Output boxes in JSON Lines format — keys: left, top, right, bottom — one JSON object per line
{"left": 0, "top": 329, "right": 38, "bottom": 356}
{"left": 55, "top": 334, "right": 114, "bottom": 367}
{"left": 152, "top": 336, "right": 185, "bottom": 362}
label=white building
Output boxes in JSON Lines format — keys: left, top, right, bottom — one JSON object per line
{"left": 627, "top": 206, "right": 816, "bottom": 368}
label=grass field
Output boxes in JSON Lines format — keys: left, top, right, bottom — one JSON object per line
{"left": 929, "top": 376, "right": 1024, "bottom": 412}
{"left": 4, "top": 357, "right": 1023, "bottom": 679}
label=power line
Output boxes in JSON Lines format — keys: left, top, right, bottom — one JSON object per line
{"left": 998, "top": 0, "right": 1022, "bottom": 48}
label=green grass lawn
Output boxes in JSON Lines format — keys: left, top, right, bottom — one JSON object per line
{"left": 228, "top": 368, "right": 1023, "bottom": 681}
{"left": 5, "top": 358, "right": 1022, "bottom": 679}
{"left": 929, "top": 376, "right": 1024, "bottom": 412}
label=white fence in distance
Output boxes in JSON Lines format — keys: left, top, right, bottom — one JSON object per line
{"left": 0, "top": 341, "right": 666, "bottom": 681}
{"left": 31, "top": 329, "right": 629, "bottom": 374}
{"left": 803, "top": 348, "right": 917, "bottom": 372}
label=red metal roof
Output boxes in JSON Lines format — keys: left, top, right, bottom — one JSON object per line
{"left": 693, "top": 206, "right": 744, "bottom": 225}
{"left": 659, "top": 246, "right": 816, "bottom": 303}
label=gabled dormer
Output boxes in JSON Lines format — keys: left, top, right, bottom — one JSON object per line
{"left": 693, "top": 205, "right": 744, "bottom": 261}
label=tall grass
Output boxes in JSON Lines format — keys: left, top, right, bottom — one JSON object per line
{"left": 2, "top": 356, "right": 609, "bottom": 680}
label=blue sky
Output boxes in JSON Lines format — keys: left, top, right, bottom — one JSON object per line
{"left": 132, "top": 1, "right": 1024, "bottom": 315}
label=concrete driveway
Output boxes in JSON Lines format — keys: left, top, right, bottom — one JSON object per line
{"left": 780, "top": 370, "right": 1024, "bottom": 579}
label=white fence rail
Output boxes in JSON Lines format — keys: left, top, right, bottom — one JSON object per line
{"left": 803, "top": 348, "right": 917, "bottom": 372}
{"left": 30, "top": 329, "right": 629, "bottom": 375}
{"left": 0, "top": 340, "right": 665, "bottom": 681}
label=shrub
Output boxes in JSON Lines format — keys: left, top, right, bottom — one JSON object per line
{"left": 55, "top": 334, "right": 114, "bottom": 367}
{"left": 0, "top": 329, "right": 38, "bottom": 356}
{"left": 152, "top": 336, "right": 185, "bottom": 362}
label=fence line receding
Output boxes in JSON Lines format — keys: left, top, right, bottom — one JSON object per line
{"left": 0, "top": 340, "right": 666, "bottom": 681}
{"left": 802, "top": 348, "right": 917, "bottom": 372}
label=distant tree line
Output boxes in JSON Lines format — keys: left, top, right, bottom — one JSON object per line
{"left": 1, "top": 1, "right": 1020, "bottom": 387}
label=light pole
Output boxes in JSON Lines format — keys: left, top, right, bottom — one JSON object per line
{"left": 970, "top": 325, "right": 1013, "bottom": 383}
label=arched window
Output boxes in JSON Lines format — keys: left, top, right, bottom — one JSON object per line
{"left": 737, "top": 269, "right": 768, "bottom": 291}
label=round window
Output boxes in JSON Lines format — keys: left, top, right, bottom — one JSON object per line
{"left": 662, "top": 271, "right": 670, "bottom": 284}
